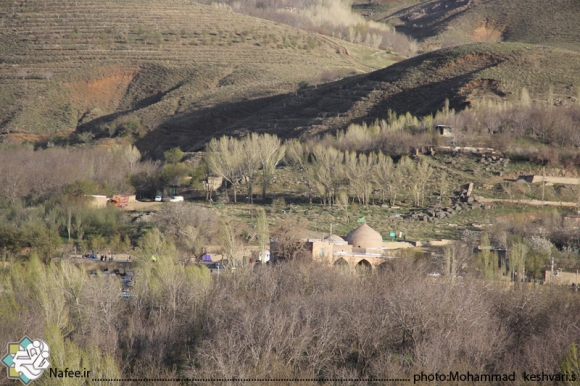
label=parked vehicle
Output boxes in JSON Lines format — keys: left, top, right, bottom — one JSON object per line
{"left": 155, "top": 196, "right": 162, "bottom": 202}
{"left": 204, "top": 261, "right": 225, "bottom": 273}
{"left": 108, "top": 194, "right": 130, "bottom": 207}
{"left": 169, "top": 196, "right": 184, "bottom": 202}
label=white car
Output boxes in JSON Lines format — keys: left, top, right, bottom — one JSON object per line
{"left": 155, "top": 196, "right": 162, "bottom": 202}
{"left": 169, "top": 196, "right": 184, "bottom": 202}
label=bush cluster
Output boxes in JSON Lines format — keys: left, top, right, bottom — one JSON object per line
{"left": 2, "top": 258, "right": 579, "bottom": 382}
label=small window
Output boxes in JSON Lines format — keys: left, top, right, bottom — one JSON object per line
{"left": 319, "top": 248, "right": 325, "bottom": 257}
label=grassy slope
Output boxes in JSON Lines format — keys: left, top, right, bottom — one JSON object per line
{"left": 192, "top": 148, "right": 578, "bottom": 242}
{"left": 383, "top": 0, "right": 580, "bottom": 50}
{"left": 0, "top": 0, "right": 395, "bottom": 154}
{"left": 197, "top": 42, "right": 580, "bottom": 146}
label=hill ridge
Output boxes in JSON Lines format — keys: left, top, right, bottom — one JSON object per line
{"left": 385, "top": 0, "right": 580, "bottom": 50}
{"left": 0, "top": 0, "right": 396, "bottom": 154}
{"left": 179, "top": 42, "right": 580, "bottom": 150}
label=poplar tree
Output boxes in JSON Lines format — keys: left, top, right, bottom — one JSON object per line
{"left": 510, "top": 241, "right": 528, "bottom": 283}
{"left": 311, "top": 145, "right": 344, "bottom": 206}
{"left": 257, "top": 134, "right": 285, "bottom": 200}
{"left": 285, "top": 140, "right": 315, "bottom": 204}
{"left": 373, "top": 152, "right": 401, "bottom": 206}
{"left": 123, "top": 145, "right": 141, "bottom": 172}
{"left": 206, "top": 136, "right": 243, "bottom": 202}
{"left": 239, "top": 133, "right": 262, "bottom": 204}
{"left": 256, "top": 208, "right": 269, "bottom": 262}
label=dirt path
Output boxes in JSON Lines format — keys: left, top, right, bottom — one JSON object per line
{"left": 477, "top": 197, "right": 579, "bottom": 208}
{"left": 124, "top": 201, "right": 164, "bottom": 211}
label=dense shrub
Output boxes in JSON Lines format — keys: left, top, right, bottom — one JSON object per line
{"left": 3, "top": 258, "right": 578, "bottom": 381}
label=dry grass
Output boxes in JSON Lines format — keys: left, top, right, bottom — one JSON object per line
{"left": 196, "top": 0, "right": 420, "bottom": 55}
{"left": 0, "top": 0, "right": 396, "bottom": 151}
{"left": 385, "top": 0, "right": 580, "bottom": 50}
{"left": 214, "top": 42, "right": 580, "bottom": 145}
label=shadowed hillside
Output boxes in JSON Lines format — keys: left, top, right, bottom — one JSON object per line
{"left": 383, "top": 0, "right": 580, "bottom": 50}
{"left": 178, "top": 42, "right": 580, "bottom": 150}
{"left": 0, "top": 0, "right": 396, "bottom": 155}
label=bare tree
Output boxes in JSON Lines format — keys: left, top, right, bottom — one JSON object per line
{"left": 345, "top": 151, "right": 375, "bottom": 206}
{"left": 372, "top": 152, "right": 401, "bottom": 206}
{"left": 270, "top": 223, "right": 309, "bottom": 261}
{"left": 510, "top": 241, "right": 528, "bottom": 283}
{"left": 239, "top": 133, "right": 262, "bottom": 204}
{"left": 399, "top": 156, "right": 432, "bottom": 207}
{"left": 311, "top": 145, "right": 344, "bottom": 206}
{"left": 220, "top": 220, "right": 243, "bottom": 265}
{"left": 285, "top": 140, "right": 315, "bottom": 204}
{"left": 397, "top": 156, "right": 416, "bottom": 205}
{"left": 206, "top": 136, "right": 243, "bottom": 202}
{"left": 153, "top": 203, "right": 219, "bottom": 258}
{"left": 123, "top": 145, "right": 141, "bottom": 172}
{"left": 257, "top": 134, "right": 285, "bottom": 200}
{"left": 416, "top": 157, "right": 433, "bottom": 207}
{"left": 443, "top": 242, "right": 470, "bottom": 279}
{"left": 256, "top": 208, "right": 269, "bottom": 262}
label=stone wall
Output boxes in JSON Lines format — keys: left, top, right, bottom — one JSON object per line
{"left": 519, "top": 175, "right": 580, "bottom": 185}
{"left": 544, "top": 270, "right": 580, "bottom": 286}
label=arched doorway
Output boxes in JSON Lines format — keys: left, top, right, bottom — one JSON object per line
{"left": 355, "top": 259, "right": 372, "bottom": 275}
{"left": 333, "top": 257, "right": 350, "bottom": 274}
{"left": 377, "top": 261, "right": 393, "bottom": 274}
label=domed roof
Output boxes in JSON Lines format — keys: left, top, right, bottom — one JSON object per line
{"left": 324, "top": 234, "right": 345, "bottom": 242}
{"left": 346, "top": 223, "right": 383, "bottom": 249}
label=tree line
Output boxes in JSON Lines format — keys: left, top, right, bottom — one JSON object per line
{"left": 2, "top": 254, "right": 579, "bottom": 384}
{"left": 206, "top": 133, "right": 436, "bottom": 207}
{"left": 194, "top": 0, "right": 419, "bottom": 57}
{"left": 206, "top": 133, "right": 285, "bottom": 204}
{"left": 314, "top": 95, "right": 580, "bottom": 166}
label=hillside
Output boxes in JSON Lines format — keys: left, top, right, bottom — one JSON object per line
{"left": 184, "top": 42, "right": 580, "bottom": 148}
{"left": 382, "top": 0, "right": 580, "bottom": 50}
{"left": 0, "top": 0, "right": 396, "bottom": 155}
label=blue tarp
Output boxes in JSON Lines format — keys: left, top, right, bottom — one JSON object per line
{"left": 202, "top": 254, "right": 212, "bottom": 262}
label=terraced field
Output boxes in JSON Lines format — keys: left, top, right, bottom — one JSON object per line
{"left": 380, "top": 0, "right": 580, "bottom": 50}
{"left": 204, "top": 42, "right": 580, "bottom": 147}
{"left": 0, "top": 0, "right": 396, "bottom": 155}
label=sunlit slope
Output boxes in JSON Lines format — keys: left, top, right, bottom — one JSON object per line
{"left": 385, "top": 0, "right": 580, "bottom": 49}
{"left": 0, "top": 0, "right": 394, "bottom": 148}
